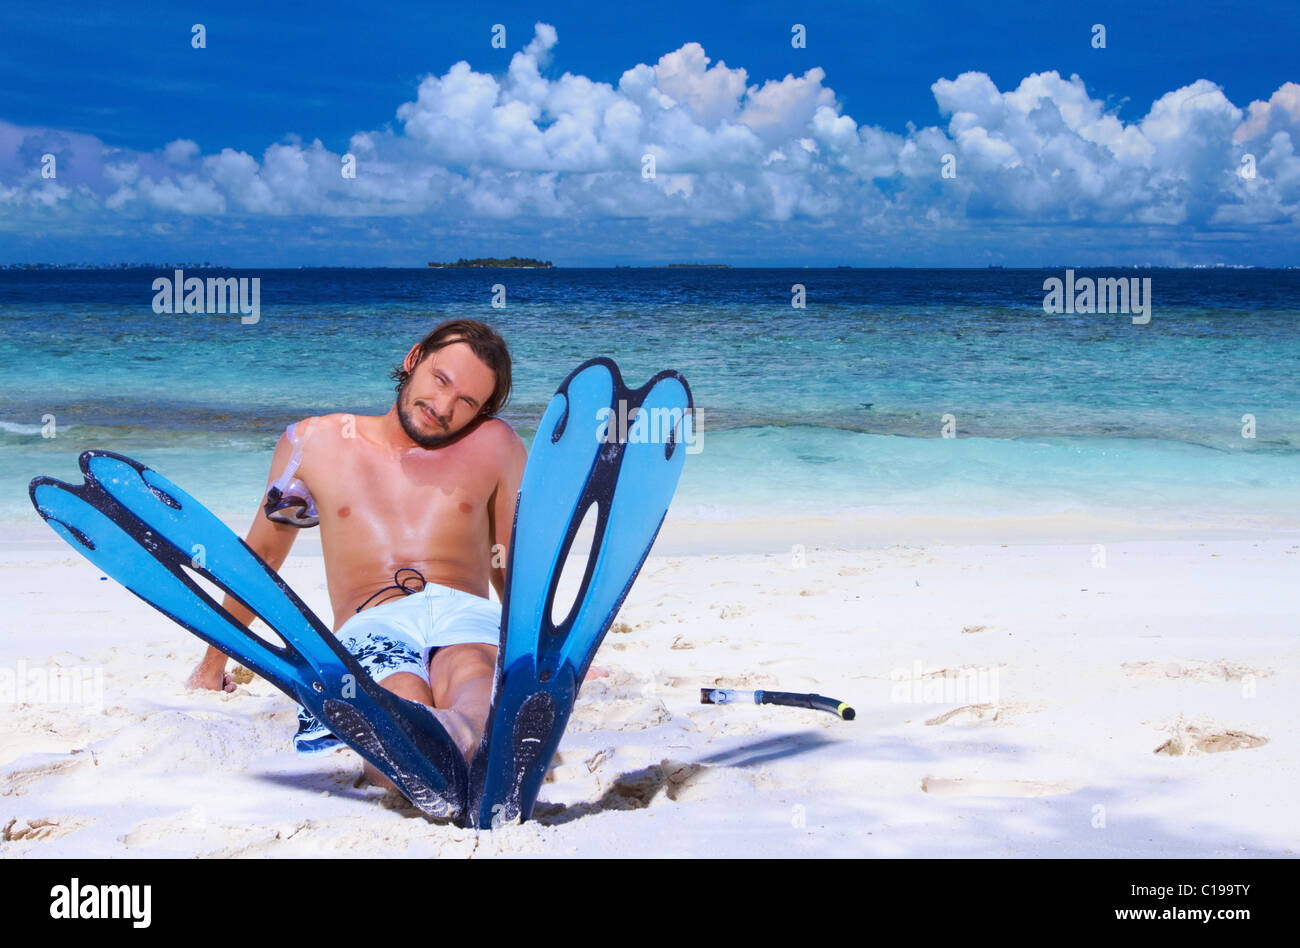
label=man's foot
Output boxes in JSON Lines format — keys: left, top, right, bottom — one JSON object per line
{"left": 430, "top": 704, "right": 479, "bottom": 763}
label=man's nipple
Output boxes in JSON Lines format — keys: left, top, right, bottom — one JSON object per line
{"left": 338, "top": 506, "right": 351, "bottom": 518}
{"left": 458, "top": 502, "right": 472, "bottom": 514}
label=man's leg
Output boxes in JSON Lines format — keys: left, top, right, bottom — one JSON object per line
{"left": 356, "top": 665, "right": 478, "bottom": 790}
{"left": 357, "top": 671, "right": 434, "bottom": 792}
{"left": 428, "top": 643, "right": 498, "bottom": 757}
{"left": 357, "top": 664, "right": 486, "bottom": 791}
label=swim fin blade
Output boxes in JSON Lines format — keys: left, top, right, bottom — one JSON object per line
{"left": 29, "top": 451, "right": 468, "bottom": 821}
{"left": 467, "top": 357, "right": 693, "bottom": 828}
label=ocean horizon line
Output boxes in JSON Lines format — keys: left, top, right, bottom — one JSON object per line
{"left": 3, "top": 264, "right": 1297, "bottom": 272}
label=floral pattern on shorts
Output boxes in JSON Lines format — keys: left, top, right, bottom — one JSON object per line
{"left": 291, "top": 631, "right": 426, "bottom": 755}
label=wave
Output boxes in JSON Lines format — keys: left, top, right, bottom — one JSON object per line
{"left": 0, "top": 419, "right": 73, "bottom": 436}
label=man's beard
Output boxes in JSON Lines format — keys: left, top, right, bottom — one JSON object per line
{"left": 395, "top": 382, "right": 475, "bottom": 449}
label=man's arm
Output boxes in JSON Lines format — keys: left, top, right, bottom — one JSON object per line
{"left": 185, "top": 427, "right": 307, "bottom": 691}
{"left": 487, "top": 424, "right": 528, "bottom": 603}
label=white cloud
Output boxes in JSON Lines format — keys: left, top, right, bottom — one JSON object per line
{"left": 652, "top": 43, "right": 747, "bottom": 129}
{"left": 137, "top": 173, "right": 225, "bottom": 213}
{"left": 1236, "top": 82, "right": 1300, "bottom": 142}
{"left": 163, "top": 139, "right": 200, "bottom": 166}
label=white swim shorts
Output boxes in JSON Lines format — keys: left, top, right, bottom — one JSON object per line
{"left": 293, "top": 581, "right": 501, "bottom": 755}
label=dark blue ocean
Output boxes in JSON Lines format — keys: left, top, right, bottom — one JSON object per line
{"left": 2, "top": 267, "right": 1298, "bottom": 536}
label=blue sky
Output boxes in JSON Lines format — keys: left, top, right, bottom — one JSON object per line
{"left": 2, "top": 0, "right": 1297, "bottom": 265}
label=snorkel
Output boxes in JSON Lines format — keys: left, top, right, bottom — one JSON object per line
{"left": 263, "top": 422, "right": 319, "bottom": 527}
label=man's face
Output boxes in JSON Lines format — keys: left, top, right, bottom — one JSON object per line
{"left": 396, "top": 339, "right": 497, "bottom": 448}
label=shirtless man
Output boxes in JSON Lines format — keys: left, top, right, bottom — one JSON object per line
{"left": 186, "top": 318, "right": 527, "bottom": 794}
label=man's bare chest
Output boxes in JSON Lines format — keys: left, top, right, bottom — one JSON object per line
{"left": 305, "top": 439, "right": 497, "bottom": 519}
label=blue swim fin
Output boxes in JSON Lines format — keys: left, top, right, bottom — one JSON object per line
{"left": 29, "top": 451, "right": 468, "bottom": 820}
{"left": 468, "top": 357, "right": 693, "bottom": 828}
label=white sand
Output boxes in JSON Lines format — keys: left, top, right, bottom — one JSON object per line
{"left": 2, "top": 526, "right": 1297, "bottom": 857}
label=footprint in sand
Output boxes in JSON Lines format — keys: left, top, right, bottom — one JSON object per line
{"left": 1124, "top": 660, "right": 1271, "bottom": 682}
{"left": 602, "top": 760, "right": 707, "bottom": 807}
{"left": 703, "top": 672, "right": 768, "bottom": 690}
{"left": 0, "top": 753, "right": 88, "bottom": 798}
{"left": 1153, "top": 720, "right": 1268, "bottom": 756}
{"left": 584, "top": 748, "right": 614, "bottom": 774}
{"left": 2, "top": 815, "right": 90, "bottom": 843}
{"left": 120, "top": 815, "right": 269, "bottom": 854}
{"left": 544, "top": 747, "right": 622, "bottom": 786}
{"left": 925, "top": 704, "right": 1001, "bottom": 726}
{"left": 921, "top": 664, "right": 1001, "bottom": 679}
{"left": 569, "top": 697, "right": 671, "bottom": 733}
{"left": 920, "top": 776, "right": 1079, "bottom": 797}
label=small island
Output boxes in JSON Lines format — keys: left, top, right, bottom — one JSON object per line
{"left": 427, "top": 257, "right": 552, "bottom": 268}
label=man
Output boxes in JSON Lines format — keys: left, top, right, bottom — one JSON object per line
{"left": 186, "top": 318, "right": 527, "bottom": 796}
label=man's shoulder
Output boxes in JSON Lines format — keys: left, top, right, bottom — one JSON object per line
{"left": 291, "top": 413, "right": 372, "bottom": 441}
{"left": 475, "top": 413, "right": 520, "bottom": 444}
{"left": 476, "top": 416, "right": 526, "bottom": 453}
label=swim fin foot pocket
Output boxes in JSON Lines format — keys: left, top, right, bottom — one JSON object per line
{"left": 467, "top": 357, "right": 693, "bottom": 829}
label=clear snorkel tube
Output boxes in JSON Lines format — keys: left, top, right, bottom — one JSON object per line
{"left": 263, "top": 421, "right": 320, "bottom": 527}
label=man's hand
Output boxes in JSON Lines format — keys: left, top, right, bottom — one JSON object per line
{"left": 185, "top": 648, "right": 237, "bottom": 692}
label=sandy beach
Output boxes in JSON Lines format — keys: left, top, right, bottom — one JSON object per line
{"left": 3, "top": 521, "right": 1296, "bottom": 858}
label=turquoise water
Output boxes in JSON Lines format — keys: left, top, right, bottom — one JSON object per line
{"left": 2, "top": 268, "right": 1298, "bottom": 533}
